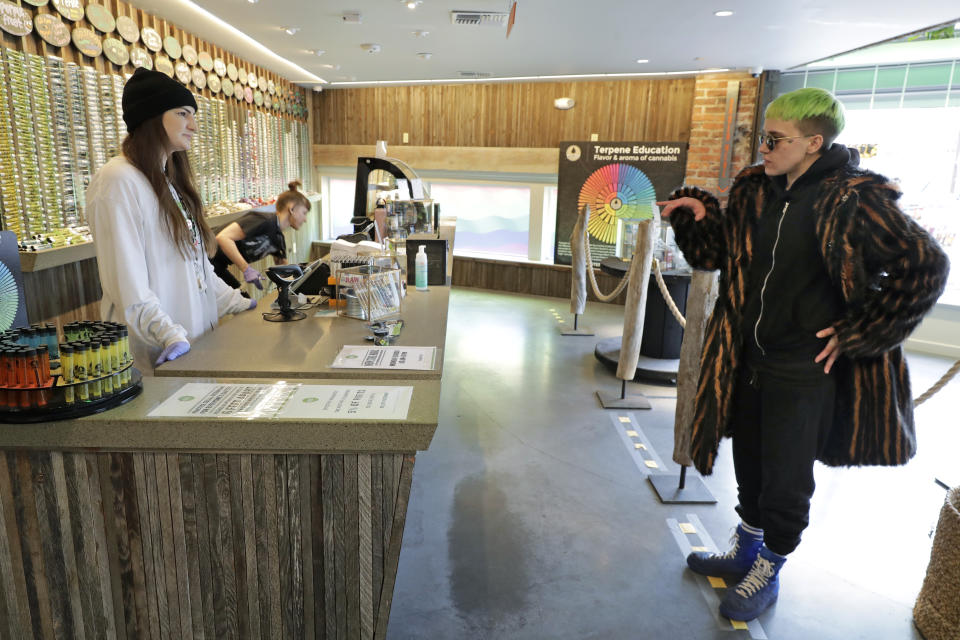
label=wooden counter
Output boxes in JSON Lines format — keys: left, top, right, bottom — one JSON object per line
{"left": 156, "top": 286, "right": 449, "bottom": 381}
{"left": 1, "top": 247, "right": 451, "bottom": 639}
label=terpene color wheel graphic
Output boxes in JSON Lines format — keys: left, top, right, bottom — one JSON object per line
{"left": 0, "top": 263, "right": 20, "bottom": 331}
{"left": 578, "top": 163, "right": 657, "bottom": 244}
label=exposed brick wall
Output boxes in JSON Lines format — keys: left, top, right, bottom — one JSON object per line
{"left": 684, "top": 73, "right": 762, "bottom": 197}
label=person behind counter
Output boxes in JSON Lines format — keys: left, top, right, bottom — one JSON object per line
{"left": 85, "top": 68, "right": 256, "bottom": 374}
{"left": 210, "top": 180, "right": 312, "bottom": 292}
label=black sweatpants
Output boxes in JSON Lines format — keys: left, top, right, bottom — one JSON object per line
{"left": 731, "top": 362, "right": 835, "bottom": 556}
{"left": 211, "top": 256, "right": 242, "bottom": 289}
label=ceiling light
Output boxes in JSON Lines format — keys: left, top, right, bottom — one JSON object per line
{"left": 247, "top": 0, "right": 257, "bottom": 3}
{"left": 714, "top": 10, "right": 733, "bottom": 17}
{"left": 417, "top": 52, "right": 432, "bottom": 60}
{"left": 412, "top": 30, "right": 430, "bottom": 37}
{"left": 319, "top": 63, "right": 341, "bottom": 70}
{"left": 406, "top": 0, "right": 422, "bottom": 8}
{"left": 311, "top": 49, "right": 325, "bottom": 56}
{"left": 283, "top": 26, "right": 300, "bottom": 35}
{"left": 636, "top": 59, "right": 649, "bottom": 64}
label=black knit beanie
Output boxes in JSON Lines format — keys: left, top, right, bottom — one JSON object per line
{"left": 122, "top": 67, "right": 198, "bottom": 133}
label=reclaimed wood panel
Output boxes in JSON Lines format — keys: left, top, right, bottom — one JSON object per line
{"left": 0, "top": 451, "right": 416, "bottom": 639}
{"left": 313, "top": 79, "right": 696, "bottom": 147}
{"left": 452, "top": 256, "right": 629, "bottom": 304}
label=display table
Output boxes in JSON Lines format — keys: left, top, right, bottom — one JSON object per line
{"left": 157, "top": 286, "right": 449, "bottom": 381}
{"left": 0, "top": 281, "right": 451, "bottom": 639}
{"left": 594, "top": 257, "right": 691, "bottom": 383}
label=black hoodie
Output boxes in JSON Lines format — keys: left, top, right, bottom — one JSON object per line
{"left": 741, "top": 144, "right": 860, "bottom": 375}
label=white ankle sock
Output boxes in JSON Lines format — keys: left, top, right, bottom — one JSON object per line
{"left": 741, "top": 521, "right": 763, "bottom": 536}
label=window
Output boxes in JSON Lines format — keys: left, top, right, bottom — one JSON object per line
{"left": 427, "top": 182, "right": 531, "bottom": 259}
{"left": 326, "top": 177, "right": 356, "bottom": 239}
{"left": 780, "top": 63, "right": 960, "bottom": 306}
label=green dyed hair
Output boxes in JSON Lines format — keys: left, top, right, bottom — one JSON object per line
{"left": 764, "top": 87, "right": 845, "bottom": 148}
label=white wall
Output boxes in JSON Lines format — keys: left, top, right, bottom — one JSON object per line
{"left": 907, "top": 304, "right": 960, "bottom": 358}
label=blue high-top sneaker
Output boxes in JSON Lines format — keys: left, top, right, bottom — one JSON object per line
{"left": 719, "top": 545, "right": 787, "bottom": 621}
{"left": 687, "top": 522, "right": 763, "bottom": 579}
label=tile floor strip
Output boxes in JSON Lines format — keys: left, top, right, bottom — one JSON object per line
{"left": 671, "top": 515, "right": 769, "bottom": 640}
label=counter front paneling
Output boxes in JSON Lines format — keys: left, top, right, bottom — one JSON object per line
{"left": 157, "top": 286, "right": 449, "bottom": 381}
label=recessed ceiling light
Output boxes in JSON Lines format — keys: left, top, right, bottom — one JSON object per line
{"left": 405, "top": 0, "right": 422, "bottom": 8}
{"left": 412, "top": 30, "right": 430, "bottom": 37}
{"left": 417, "top": 52, "right": 432, "bottom": 60}
{"left": 247, "top": 0, "right": 257, "bottom": 3}
{"left": 636, "top": 59, "right": 649, "bottom": 64}
{"left": 283, "top": 26, "right": 300, "bottom": 35}
{"left": 319, "top": 63, "right": 341, "bottom": 70}
{"left": 311, "top": 49, "right": 325, "bottom": 56}
{"left": 714, "top": 10, "right": 733, "bottom": 17}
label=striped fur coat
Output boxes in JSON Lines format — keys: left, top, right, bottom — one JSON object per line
{"left": 669, "top": 164, "right": 950, "bottom": 475}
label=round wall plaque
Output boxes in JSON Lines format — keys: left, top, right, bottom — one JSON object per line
{"left": 264, "top": 94, "right": 272, "bottom": 109}
{"left": 103, "top": 37, "right": 129, "bottom": 66}
{"left": 238, "top": 67, "right": 247, "bottom": 84}
{"left": 85, "top": 4, "right": 115, "bottom": 33}
{"left": 267, "top": 79, "right": 276, "bottom": 95}
{"left": 163, "top": 35, "right": 181, "bottom": 60}
{"left": 116, "top": 15, "right": 139, "bottom": 43}
{"left": 233, "top": 82, "right": 243, "bottom": 100}
{"left": 192, "top": 67, "right": 206, "bottom": 89}
{"left": 221, "top": 77, "right": 234, "bottom": 97}
{"left": 52, "top": 0, "right": 84, "bottom": 22}
{"left": 226, "top": 62, "right": 237, "bottom": 81}
{"left": 213, "top": 58, "right": 226, "bottom": 77}
{"left": 35, "top": 13, "right": 71, "bottom": 46}
{"left": 23, "top": 0, "right": 48, "bottom": 6}
{"left": 207, "top": 73, "right": 220, "bottom": 94}
{"left": 0, "top": 1, "right": 33, "bottom": 36}
{"left": 130, "top": 46, "right": 153, "bottom": 70}
{"left": 155, "top": 55, "right": 173, "bottom": 78}
{"left": 181, "top": 43, "right": 198, "bottom": 65}
{"left": 140, "top": 27, "right": 162, "bottom": 52}
{"left": 72, "top": 27, "right": 103, "bottom": 57}
{"left": 197, "top": 51, "right": 213, "bottom": 71}
{"left": 254, "top": 89, "right": 263, "bottom": 106}
{"left": 244, "top": 86, "right": 253, "bottom": 103}
{"left": 247, "top": 73, "right": 258, "bottom": 89}
{"left": 175, "top": 61, "right": 190, "bottom": 84}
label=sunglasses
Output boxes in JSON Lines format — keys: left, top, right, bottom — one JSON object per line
{"left": 758, "top": 133, "right": 814, "bottom": 149}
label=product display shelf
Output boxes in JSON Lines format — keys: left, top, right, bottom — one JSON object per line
{"left": 46, "top": 57, "right": 80, "bottom": 227}
{"left": 27, "top": 53, "right": 63, "bottom": 233}
{"left": 0, "top": 365, "right": 143, "bottom": 423}
{"left": 6, "top": 49, "right": 42, "bottom": 237}
{"left": 0, "top": 53, "right": 23, "bottom": 236}
{"left": 65, "top": 62, "right": 91, "bottom": 222}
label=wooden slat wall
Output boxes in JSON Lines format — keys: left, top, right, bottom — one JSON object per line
{"left": 0, "top": 0, "right": 305, "bottom": 119}
{"left": 313, "top": 79, "right": 697, "bottom": 148}
{"left": 453, "top": 256, "right": 629, "bottom": 305}
{"left": 0, "top": 450, "right": 415, "bottom": 640}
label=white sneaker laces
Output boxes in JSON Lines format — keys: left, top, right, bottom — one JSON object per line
{"left": 716, "top": 529, "right": 741, "bottom": 560}
{"left": 735, "top": 557, "right": 775, "bottom": 597}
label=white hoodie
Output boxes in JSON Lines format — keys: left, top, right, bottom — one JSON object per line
{"left": 86, "top": 156, "right": 250, "bottom": 374}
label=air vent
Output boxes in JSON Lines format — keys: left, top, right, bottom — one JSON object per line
{"left": 451, "top": 10, "right": 508, "bottom": 26}
{"left": 458, "top": 71, "right": 492, "bottom": 78}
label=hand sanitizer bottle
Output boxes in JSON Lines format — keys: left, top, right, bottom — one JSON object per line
{"left": 415, "top": 244, "right": 429, "bottom": 291}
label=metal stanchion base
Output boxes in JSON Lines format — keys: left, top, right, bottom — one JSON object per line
{"left": 561, "top": 328, "right": 595, "bottom": 336}
{"left": 648, "top": 474, "right": 717, "bottom": 504}
{"left": 596, "top": 389, "right": 652, "bottom": 410}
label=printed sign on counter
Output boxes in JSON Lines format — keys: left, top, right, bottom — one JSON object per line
{"left": 148, "top": 383, "right": 414, "bottom": 420}
{"left": 331, "top": 345, "right": 437, "bottom": 371}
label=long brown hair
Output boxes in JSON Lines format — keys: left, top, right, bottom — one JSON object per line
{"left": 276, "top": 179, "right": 311, "bottom": 212}
{"left": 120, "top": 115, "right": 214, "bottom": 258}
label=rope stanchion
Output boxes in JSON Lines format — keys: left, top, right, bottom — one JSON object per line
{"left": 583, "top": 236, "right": 629, "bottom": 303}
{"left": 915, "top": 359, "right": 960, "bottom": 406}
{"left": 652, "top": 258, "right": 686, "bottom": 329}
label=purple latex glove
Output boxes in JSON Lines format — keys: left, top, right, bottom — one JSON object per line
{"left": 155, "top": 340, "right": 190, "bottom": 366}
{"left": 243, "top": 265, "right": 263, "bottom": 290}
{"left": 247, "top": 298, "right": 257, "bottom": 310}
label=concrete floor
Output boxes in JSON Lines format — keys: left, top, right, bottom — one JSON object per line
{"left": 388, "top": 287, "right": 956, "bottom": 639}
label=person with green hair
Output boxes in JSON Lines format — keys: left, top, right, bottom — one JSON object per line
{"left": 657, "top": 87, "right": 949, "bottom": 621}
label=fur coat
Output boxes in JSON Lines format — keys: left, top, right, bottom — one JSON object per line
{"left": 669, "top": 164, "right": 950, "bottom": 475}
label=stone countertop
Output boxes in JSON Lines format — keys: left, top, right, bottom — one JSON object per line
{"left": 0, "top": 376, "right": 440, "bottom": 454}
{"left": 156, "top": 285, "right": 449, "bottom": 380}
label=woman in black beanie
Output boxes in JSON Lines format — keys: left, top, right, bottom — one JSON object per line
{"left": 85, "top": 68, "right": 256, "bottom": 374}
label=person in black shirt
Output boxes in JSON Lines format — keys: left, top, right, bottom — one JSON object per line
{"left": 211, "top": 180, "right": 312, "bottom": 290}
